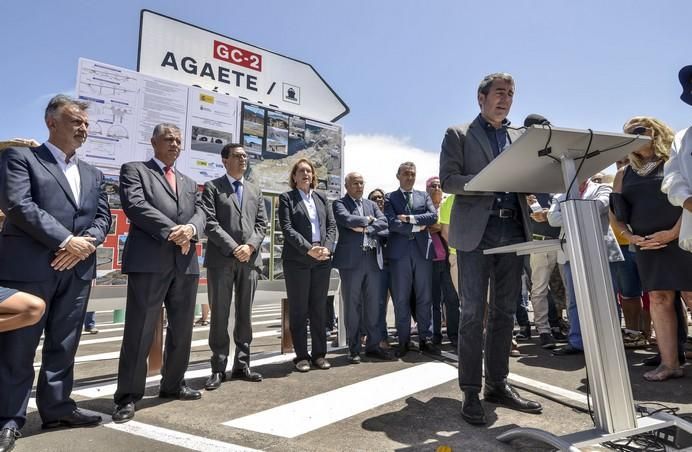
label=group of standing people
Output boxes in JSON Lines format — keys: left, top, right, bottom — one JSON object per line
{"left": 1, "top": 62, "right": 692, "bottom": 452}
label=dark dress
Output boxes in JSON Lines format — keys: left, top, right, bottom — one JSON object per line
{"left": 620, "top": 163, "right": 692, "bottom": 291}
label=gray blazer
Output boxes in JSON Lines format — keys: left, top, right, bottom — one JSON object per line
{"left": 201, "top": 175, "right": 268, "bottom": 269}
{"left": 439, "top": 116, "right": 531, "bottom": 252}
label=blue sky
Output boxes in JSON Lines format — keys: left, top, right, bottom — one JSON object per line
{"left": 1, "top": 0, "right": 691, "bottom": 189}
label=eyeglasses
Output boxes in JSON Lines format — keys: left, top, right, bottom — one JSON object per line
{"left": 626, "top": 126, "right": 650, "bottom": 135}
{"left": 428, "top": 183, "right": 441, "bottom": 189}
{"left": 370, "top": 195, "right": 383, "bottom": 200}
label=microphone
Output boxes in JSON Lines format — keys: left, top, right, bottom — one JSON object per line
{"left": 524, "top": 114, "right": 551, "bottom": 127}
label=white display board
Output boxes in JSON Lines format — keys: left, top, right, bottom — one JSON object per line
{"left": 138, "top": 10, "right": 349, "bottom": 122}
{"left": 76, "top": 58, "right": 240, "bottom": 182}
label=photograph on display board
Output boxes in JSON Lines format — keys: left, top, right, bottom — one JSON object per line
{"left": 242, "top": 133, "right": 264, "bottom": 161}
{"left": 265, "top": 110, "right": 289, "bottom": 157}
{"left": 241, "top": 103, "right": 342, "bottom": 196}
{"left": 109, "top": 214, "right": 117, "bottom": 235}
{"left": 96, "top": 247, "right": 114, "bottom": 271}
{"left": 103, "top": 174, "right": 121, "bottom": 209}
{"left": 117, "top": 234, "right": 127, "bottom": 265}
{"left": 242, "top": 104, "right": 265, "bottom": 137}
{"left": 191, "top": 126, "right": 234, "bottom": 156}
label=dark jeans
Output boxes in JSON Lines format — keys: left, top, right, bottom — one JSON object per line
{"left": 458, "top": 217, "right": 525, "bottom": 392}
{"left": 432, "top": 259, "right": 460, "bottom": 341}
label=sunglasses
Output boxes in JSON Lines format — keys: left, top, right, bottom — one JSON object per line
{"left": 370, "top": 195, "right": 383, "bottom": 200}
{"left": 626, "top": 126, "right": 650, "bottom": 135}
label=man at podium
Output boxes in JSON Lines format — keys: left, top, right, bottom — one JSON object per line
{"left": 440, "top": 72, "right": 542, "bottom": 425}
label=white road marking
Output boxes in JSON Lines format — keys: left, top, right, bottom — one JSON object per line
{"left": 34, "top": 330, "right": 280, "bottom": 367}
{"left": 73, "top": 352, "right": 298, "bottom": 399}
{"left": 507, "top": 372, "right": 588, "bottom": 404}
{"left": 223, "top": 362, "right": 459, "bottom": 438}
{"left": 105, "top": 419, "right": 261, "bottom": 451}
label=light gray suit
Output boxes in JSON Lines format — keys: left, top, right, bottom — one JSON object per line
{"left": 439, "top": 115, "right": 531, "bottom": 392}
{"left": 202, "top": 175, "right": 267, "bottom": 372}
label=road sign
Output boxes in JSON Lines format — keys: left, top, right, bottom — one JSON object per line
{"left": 138, "top": 10, "right": 349, "bottom": 122}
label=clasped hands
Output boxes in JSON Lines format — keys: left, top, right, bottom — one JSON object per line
{"left": 233, "top": 244, "right": 255, "bottom": 263}
{"left": 51, "top": 236, "right": 97, "bottom": 271}
{"left": 630, "top": 230, "right": 676, "bottom": 251}
{"left": 168, "top": 224, "right": 195, "bottom": 255}
{"left": 307, "top": 245, "right": 330, "bottom": 261}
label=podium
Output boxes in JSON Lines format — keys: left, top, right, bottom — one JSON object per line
{"left": 465, "top": 125, "right": 692, "bottom": 450}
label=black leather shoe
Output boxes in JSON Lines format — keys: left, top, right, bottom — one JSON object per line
{"left": 431, "top": 335, "right": 443, "bottom": 345}
{"left": 483, "top": 382, "right": 542, "bottom": 414}
{"left": 365, "top": 348, "right": 394, "bottom": 361}
{"left": 396, "top": 341, "right": 412, "bottom": 358}
{"left": 461, "top": 392, "right": 486, "bottom": 425}
{"left": 313, "top": 357, "right": 331, "bottom": 370}
{"left": 642, "top": 352, "right": 685, "bottom": 367}
{"left": 348, "top": 353, "right": 361, "bottom": 364}
{"left": 552, "top": 344, "right": 583, "bottom": 356}
{"left": 41, "top": 408, "right": 102, "bottom": 429}
{"left": 230, "top": 368, "right": 263, "bottom": 382}
{"left": 159, "top": 385, "right": 202, "bottom": 400}
{"left": 112, "top": 402, "right": 135, "bottom": 424}
{"left": 0, "top": 427, "right": 19, "bottom": 452}
{"left": 205, "top": 372, "right": 226, "bottom": 390}
{"left": 420, "top": 340, "right": 442, "bottom": 356}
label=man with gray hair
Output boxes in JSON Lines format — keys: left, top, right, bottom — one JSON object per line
{"left": 440, "top": 73, "right": 542, "bottom": 425}
{"left": 112, "top": 123, "right": 206, "bottom": 423}
{"left": 332, "top": 172, "right": 392, "bottom": 363}
{"left": 0, "top": 95, "right": 111, "bottom": 451}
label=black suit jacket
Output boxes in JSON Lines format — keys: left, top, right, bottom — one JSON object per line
{"left": 119, "top": 159, "right": 205, "bottom": 274}
{"left": 278, "top": 189, "right": 336, "bottom": 264}
{"left": 201, "top": 175, "right": 267, "bottom": 269}
{"left": 0, "top": 145, "right": 111, "bottom": 281}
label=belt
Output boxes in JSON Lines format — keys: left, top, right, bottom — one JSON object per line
{"left": 489, "top": 208, "right": 516, "bottom": 219}
{"left": 532, "top": 234, "right": 553, "bottom": 241}
{"left": 311, "top": 242, "right": 321, "bottom": 246}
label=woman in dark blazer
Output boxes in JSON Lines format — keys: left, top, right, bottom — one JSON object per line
{"left": 278, "top": 158, "right": 336, "bottom": 372}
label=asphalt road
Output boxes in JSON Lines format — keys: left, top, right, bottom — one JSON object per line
{"left": 13, "top": 294, "right": 692, "bottom": 452}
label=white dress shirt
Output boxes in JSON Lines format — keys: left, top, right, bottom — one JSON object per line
{"left": 45, "top": 142, "right": 81, "bottom": 248}
{"left": 299, "top": 189, "right": 321, "bottom": 243}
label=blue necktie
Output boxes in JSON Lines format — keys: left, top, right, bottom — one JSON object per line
{"left": 233, "top": 180, "right": 243, "bottom": 207}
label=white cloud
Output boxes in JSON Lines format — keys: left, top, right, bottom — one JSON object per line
{"left": 343, "top": 134, "right": 440, "bottom": 194}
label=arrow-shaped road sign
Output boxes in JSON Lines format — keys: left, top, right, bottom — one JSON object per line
{"left": 138, "top": 10, "right": 349, "bottom": 122}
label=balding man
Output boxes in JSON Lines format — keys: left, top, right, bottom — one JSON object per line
{"left": 332, "top": 172, "right": 392, "bottom": 363}
{"left": 112, "top": 123, "right": 206, "bottom": 423}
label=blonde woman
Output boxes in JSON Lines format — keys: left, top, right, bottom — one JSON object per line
{"left": 611, "top": 117, "right": 692, "bottom": 382}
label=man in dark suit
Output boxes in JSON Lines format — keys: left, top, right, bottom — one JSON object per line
{"left": 384, "top": 162, "right": 439, "bottom": 358}
{"left": 201, "top": 144, "right": 267, "bottom": 389}
{"left": 112, "top": 123, "right": 206, "bottom": 423}
{"left": 0, "top": 95, "right": 111, "bottom": 451}
{"left": 332, "top": 172, "right": 392, "bottom": 363}
{"left": 440, "top": 72, "right": 541, "bottom": 425}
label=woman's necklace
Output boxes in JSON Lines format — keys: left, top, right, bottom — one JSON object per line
{"left": 632, "top": 159, "right": 661, "bottom": 176}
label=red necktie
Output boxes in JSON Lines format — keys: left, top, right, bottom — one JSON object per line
{"left": 164, "top": 166, "right": 177, "bottom": 193}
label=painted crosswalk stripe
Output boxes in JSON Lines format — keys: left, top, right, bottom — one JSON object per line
{"left": 34, "top": 330, "right": 281, "bottom": 367}
{"left": 106, "top": 420, "right": 261, "bottom": 452}
{"left": 73, "top": 351, "right": 298, "bottom": 399}
{"left": 223, "top": 362, "right": 458, "bottom": 438}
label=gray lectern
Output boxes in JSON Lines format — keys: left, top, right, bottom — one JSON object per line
{"left": 465, "top": 125, "right": 692, "bottom": 451}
